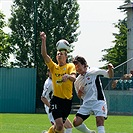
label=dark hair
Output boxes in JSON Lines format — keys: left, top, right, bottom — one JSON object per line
{"left": 73, "top": 56, "right": 88, "bottom": 67}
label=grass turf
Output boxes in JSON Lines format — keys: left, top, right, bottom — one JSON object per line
{"left": 0, "top": 113, "right": 133, "bottom": 133}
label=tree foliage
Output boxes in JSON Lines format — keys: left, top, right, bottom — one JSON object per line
{"left": 0, "top": 11, "right": 11, "bottom": 67}
{"left": 9, "top": 0, "right": 79, "bottom": 68}
{"left": 100, "top": 0, "right": 130, "bottom": 68}
{"left": 9, "top": 0, "right": 37, "bottom": 67}
{"left": 9, "top": 0, "right": 80, "bottom": 107}
{"left": 100, "top": 19, "right": 127, "bottom": 68}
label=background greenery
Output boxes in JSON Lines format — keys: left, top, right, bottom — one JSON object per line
{"left": 7, "top": 0, "right": 80, "bottom": 108}
{"left": 0, "top": 0, "right": 132, "bottom": 108}
{"left": 0, "top": 113, "right": 133, "bottom": 133}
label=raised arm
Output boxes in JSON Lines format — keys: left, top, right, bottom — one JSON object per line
{"left": 40, "top": 32, "right": 50, "bottom": 63}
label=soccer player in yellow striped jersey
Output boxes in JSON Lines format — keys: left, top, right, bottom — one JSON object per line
{"left": 40, "top": 32, "right": 76, "bottom": 133}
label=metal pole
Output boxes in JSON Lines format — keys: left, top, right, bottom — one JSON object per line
{"left": 34, "top": 0, "right": 37, "bottom": 68}
{"left": 114, "top": 57, "right": 133, "bottom": 70}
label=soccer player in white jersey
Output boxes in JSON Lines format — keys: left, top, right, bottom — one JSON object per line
{"left": 41, "top": 69, "right": 73, "bottom": 133}
{"left": 72, "top": 56, "right": 114, "bottom": 133}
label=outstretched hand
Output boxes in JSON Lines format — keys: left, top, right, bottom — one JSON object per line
{"left": 108, "top": 63, "right": 114, "bottom": 69}
{"left": 107, "top": 63, "right": 114, "bottom": 78}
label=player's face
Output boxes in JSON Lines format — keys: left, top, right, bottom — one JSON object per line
{"left": 74, "top": 62, "right": 86, "bottom": 75}
{"left": 56, "top": 50, "right": 67, "bottom": 63}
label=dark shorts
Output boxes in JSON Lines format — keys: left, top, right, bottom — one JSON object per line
{"left": 76, "top": 113, "right": 90, "bottom": 121}
{"left": 50, "top": 96, "right": 72, "bottom": 123}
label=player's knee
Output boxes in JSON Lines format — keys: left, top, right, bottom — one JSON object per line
{"left": 73, "top": 119, "right": 80, "bottom": 127}
{"left": 96, "top": 116, "right": 104, "bottom": 127}
{"left": 56, "top": 123, "right": 64, "bottom": 131}
{"left": 73, "top": 116, "right": 83, "bottom": 127}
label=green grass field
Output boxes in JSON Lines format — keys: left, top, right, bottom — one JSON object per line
{"left": 0, "top": 113, "right": 132, "bottom": 133}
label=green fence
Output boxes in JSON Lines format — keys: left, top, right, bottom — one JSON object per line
{"left": 105, "top": 90, "right": 133, "bottom": 115}
{"left": 0, "top": 68, "right": 36, "bottom": 113}
{"left": 1, "top": 68, "right": 132, "bottom": 114}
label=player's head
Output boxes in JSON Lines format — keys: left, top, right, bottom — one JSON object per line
{"left": 56, "top": 49, "right": 68, "bottom": 65}
{"left": 73, "top": 56, "right": 88, "bottom": 67}
{"left": 73, "top": 56, "right": 88, "bottom": 74}
{"left": 130, "top": 70, "right": 133, "bottom": 75}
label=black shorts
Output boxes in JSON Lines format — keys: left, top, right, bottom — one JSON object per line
{"left": 50, "top": 96, "right": 72, "bottom": 123}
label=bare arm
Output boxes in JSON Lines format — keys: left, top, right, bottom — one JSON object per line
{"left": 62, "top": 73, "right": 76, "bottom": 82}
{"left": 40, "top": 32, "right": 50, "bottom": 63}
{"left": 107, "top": 63, "right": 114, "bottom": 78}
{"left": 68, "top": 73, "right": 76, "bottom": 82}
{"left": 77, "top": 86, "right": 84, "bottom": 99}
{"left": 41, "top": 96, "right": 50, "bottom": 108}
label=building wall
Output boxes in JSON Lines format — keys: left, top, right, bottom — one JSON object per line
{"left": 127, "top": 7, "right": 133, "bottom": 73}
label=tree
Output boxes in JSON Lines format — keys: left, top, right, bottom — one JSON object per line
{"left": 9, "top": 0, "right": 80, "bottom": 107}
{"left": 100, "top": 19, "right": 127, "bottom": 68}
{"left": 9, "top": 0, "right": 79, "bottom": 67}
{"left": 100, "top": 0, "right": 130, "bottom": 68}
{"left": 0, "top": 11, "right": 12, "bottom": 67}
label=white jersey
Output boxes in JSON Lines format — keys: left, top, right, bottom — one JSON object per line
{"left": 42, "top": 77, "right": 53, "bottom": 114}
{"left": 74, "top": 67, "right": 109, "bottom": 104}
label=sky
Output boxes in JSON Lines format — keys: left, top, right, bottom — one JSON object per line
{"left": 0, "top": 0, "right": 126, "bottom": 68}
